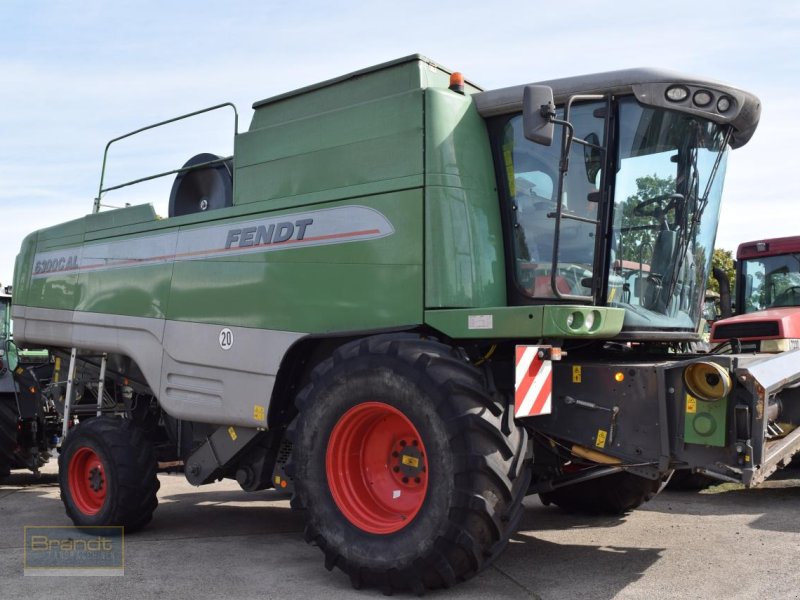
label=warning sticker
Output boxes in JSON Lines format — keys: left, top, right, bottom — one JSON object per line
{"left": 595, "top": 429, "right": 608, "bottom": 449}
{"left": 228, "top": 426, "right": 237, "bottom": 441}
{"left": 686, "top": 395, "right": 697, "bottom": 414}
{"left": 253, "top": 404, "right": 265, "bottom": 422}
{"left": 401, "top": 455, "right": 419, "bottom": 468}
{"left": 572, "top": 365, "right": 582, "bottom": 383}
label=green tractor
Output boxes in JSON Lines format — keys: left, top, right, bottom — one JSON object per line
{"left": 12, "top": 56, "right": 800, "bottom": 592}
{"left": 0, "top": 287, "right": 59, "bottom": 478}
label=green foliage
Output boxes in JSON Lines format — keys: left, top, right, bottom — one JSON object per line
{"left": 618, "top": 174, "right": 675, "bottom": 263}
{"left": 709, "top": 248, "right": 735, "bottom": 296}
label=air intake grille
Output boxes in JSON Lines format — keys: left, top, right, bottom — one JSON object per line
{"left": 714, "top": 321, "right": 780, "bottom": 339}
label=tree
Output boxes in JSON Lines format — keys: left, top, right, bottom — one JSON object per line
{"left": 709, "top": 248, "right": 735, "bottom": 296}
{"left": 618, "top": 174, "right": 676, "bottom": 264}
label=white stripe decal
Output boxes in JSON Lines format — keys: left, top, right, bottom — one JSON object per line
{"left": 515, "top": 346, "right": 538, "bottom": 389}
{"left": 31, "top": 205, "right": 394, "bottom": 279}
{"left": 517, "top": 361, "right": 552, "bottom": 417}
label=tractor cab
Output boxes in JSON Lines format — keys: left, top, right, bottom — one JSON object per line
{"left": 712, "top": 236, "right": 800, "bottom": 350}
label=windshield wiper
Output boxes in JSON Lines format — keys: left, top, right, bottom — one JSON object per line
{"left": 660, "top": 127, "right": 733, "bottom": 312}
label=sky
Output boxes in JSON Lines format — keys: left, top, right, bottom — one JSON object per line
{"left": 1, "top": 1, "right": 798, "bottom": 286}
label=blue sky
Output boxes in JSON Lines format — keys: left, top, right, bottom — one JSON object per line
{"left": 1, "top": 1, "right": 798, "bottom": 285}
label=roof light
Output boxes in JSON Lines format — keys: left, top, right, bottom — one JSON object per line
{"left": 665, "top": 86, "right": 689, "bottom": 102}
{"left": 449, "top": 72, "right": 465, "bottom": 95}
{"left": 756, "top": 242, "right": 768, "bottom": 252}
{"left": 693, "top": 90, "right": 713, "bottom": 107}
{"left": 717, "top": 96, "right": 732, "bottom": 112}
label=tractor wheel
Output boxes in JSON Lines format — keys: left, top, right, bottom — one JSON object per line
{"left": 58, "top": 417, "right": 160, "bottom": 532}
{"left": 289, "top": 335, "right": 531, "bottom": 594}
{"left": 539, "top": 470, "right": 663, "bottom": 515}
{"left": 0, "top": 396, "right": 20, "bottom": 478}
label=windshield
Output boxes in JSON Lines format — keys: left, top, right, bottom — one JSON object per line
{"left": 741, "top": 253, "right": 800, "bottom": 312}
{"left": 607, "top": 97, "right": 730, "bottom": 333}
{"left": 500, "top": 102, "right": 604, "bottom": 298}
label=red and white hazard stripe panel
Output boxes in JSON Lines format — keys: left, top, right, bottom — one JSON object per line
{"left": 515, "top": 345, "right": 553, "bottom": 418}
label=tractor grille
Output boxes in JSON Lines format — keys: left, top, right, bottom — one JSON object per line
{"left": 714, "top": 321, "right": 780, "bottom": 339}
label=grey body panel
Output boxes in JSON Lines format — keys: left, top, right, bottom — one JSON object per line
{"left": 473, "top": 67, "right": 760, "bottom": 148}
{"left": 11, "top": 305, "right": 303, "bottom": 428}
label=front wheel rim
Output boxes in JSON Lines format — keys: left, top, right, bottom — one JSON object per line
{"left": 68, "top": 446, "right": 108, "bottom": 515}
{"left": 326, "top": 402, "right": 429, "bottom": 534}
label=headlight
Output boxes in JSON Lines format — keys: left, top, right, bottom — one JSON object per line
{"left": 684, "top": 361, "right": 732, "bottom": 401}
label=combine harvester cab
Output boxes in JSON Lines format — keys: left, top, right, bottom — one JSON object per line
{"left": 11, "top": 55, "right": 793, "bottom": 592}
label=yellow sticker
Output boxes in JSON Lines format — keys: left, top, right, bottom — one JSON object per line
{"left": 608, "top": 287, "right": 617, "bottom": 302}
{"left": 253, "top": 404, "right": 265, "bottom": 422}
{"left": 273, "top": 475, "right": 281, "bottom": 485}
{"left": 572, "top": 365, "right": 582, "bottom": 383}
{"left": 686, "top": 395, "right": 697, "bottom": 414}
{"left": 228, "top": 426, "right": 237, "bottom": 441}
{"left": 595, "top": 429, "right": 608, "bottom": 449}
{"left": 401, "top": 455, "right": 420, "bottom": 468}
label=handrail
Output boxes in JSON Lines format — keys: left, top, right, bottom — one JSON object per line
{"left": 549, "top": 93, "right": 605, "bottom": 302}
{"left": 93, "top": 102, "right": 239, "bottom": 213}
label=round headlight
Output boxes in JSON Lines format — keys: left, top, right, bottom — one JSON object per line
{"left": 684, "top": 361, "right": 732, "bottom": 401}
{"left": 693, "top": 90, "right": 713, "bottom": 107}
{"left": 566, "top": 311, "right": 584, "bottom": 330}
{"left": 717, "top": 96, "right": 732, "bottom": 112}
{"left": 665, "top": 86, "right": 689, "bottom": 102}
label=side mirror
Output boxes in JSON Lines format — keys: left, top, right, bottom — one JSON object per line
{"left": 523, "top": 85, "right": 555, "bottom": 146}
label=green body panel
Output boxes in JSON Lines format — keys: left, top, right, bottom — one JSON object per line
{"left": 167, "top": 192, "right": 423, "bottom": 330}
{"left": 236, "top": 90, "right": 424, "bottom": 206}
{"left": 683, "top": 394, "right": 728, "bottom": 447}
{"left": 424, "top": 89, "right": 505, "bottom": 308}
{"left": 85, "top": 204, "right": 158, "bottom": 232}
{"left": 425, "top": 306, "right": 625, "bottom": 339}
{"left": 78, "top": 264, "right": 173, "bottom": 318}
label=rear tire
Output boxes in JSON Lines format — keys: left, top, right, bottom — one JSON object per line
{"left": 0, "top": 397, "right": 20, "bottom": 478}
{"left": 290, "top": 335, "right": 531, "bottom": 593}
{"left": 540, "top": 471, "right": 663, "bottom": 515}
{"left": 59, "top": 417, "right": 159, "bottom": 532}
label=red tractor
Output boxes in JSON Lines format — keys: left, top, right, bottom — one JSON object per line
{"left": 711, "top": 236, "right": 800, "bottom": 351}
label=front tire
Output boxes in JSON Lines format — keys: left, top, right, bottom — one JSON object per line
{"left": 291, "top": 335, "right": 531, "bottom": 593}
{"left": 58, "top": 417, "right": 160, "bottom": 532}
{"left": 540, "top": 471, "right": 664, "bottom": 515}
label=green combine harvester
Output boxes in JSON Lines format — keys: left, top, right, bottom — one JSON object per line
{"left": 12, "top": 55, "right": 800, "bottom": 592}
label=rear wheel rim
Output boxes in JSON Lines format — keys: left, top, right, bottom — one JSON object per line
{"left": 326, "top": 402, "right": 429, "bottom": 534}
{"left": 68, "top": 447, "right": 107, "bottom": 515}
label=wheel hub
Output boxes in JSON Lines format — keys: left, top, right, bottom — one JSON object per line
{"left": 391, "top": 439, "right": 425, "bottom": 484}
{"left": 88, "top": 466, "right": 105, "bottom": 492}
